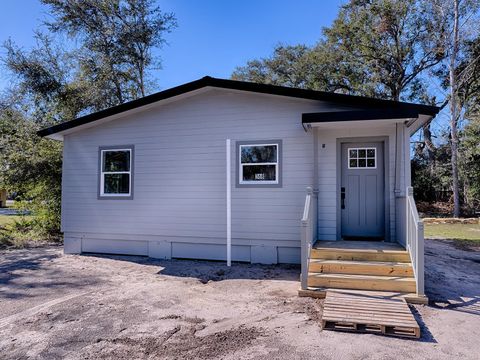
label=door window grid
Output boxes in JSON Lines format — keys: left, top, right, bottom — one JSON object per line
{"left": 348, "top": 147, "right": 376, "bottom": 169}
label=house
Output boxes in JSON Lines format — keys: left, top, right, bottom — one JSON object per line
{"left": 39, "top": 76, "right": 439, "bottom": 299}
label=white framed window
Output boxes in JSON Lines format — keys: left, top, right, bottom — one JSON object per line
{"left": 99, "top": 146, "right": 134, "bottom": 198}
{"left": 348, "top": 147, "right": 376, "bottom": 169}
{"left": 237, "top": 141, "right": 281, "bottom": 186}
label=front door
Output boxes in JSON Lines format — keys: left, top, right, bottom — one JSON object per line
{"left": 341, "top": 142, "right": 385, "bottom": 239}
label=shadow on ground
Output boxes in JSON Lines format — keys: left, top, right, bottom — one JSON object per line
{"left": 425, "top": 239, "right": 480, "bottom": 316}
{"left": 0, "top": 246, "right": 101, "bottom": 300}
{"left": 82, "top": 252, "right": 300, "bottom": 283}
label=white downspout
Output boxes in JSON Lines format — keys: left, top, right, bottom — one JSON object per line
{"left": 226, "top": 139, "right": 232, "bottom": 266}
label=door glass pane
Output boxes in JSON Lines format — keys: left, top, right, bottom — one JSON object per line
{"left": 104, "top": 174, "right": 130, "bottom": 194}
{"left": 242, "top": 165, "right": 276, "bottom": 181}
{"left": 358, "top": 149, "right": 366, "bottom": 158}
{"left": 349, "top": 159, "right": 358, "bottom": 168}
{"left": 349, "top": 149, "right": 357, "bottom": 158}
{"left": 103, "top": 151, "right": 130, "bottom": 172}
{"left": 367, "top": 149, "right": 375, "bottom": 158}
{"left": 241, "top": 145, "right": 277, "bottom": 163}
{"left": 367, "top": 159, "right": 376, "bottom": 167}
{"left": 358, "top": 159, "right": 367, "bottom": 167}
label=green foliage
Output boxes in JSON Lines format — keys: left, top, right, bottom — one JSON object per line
{"left": 1, "top": 0, "right": 176, "bottom": 240}
{"left": 233, "top": 0, "right": 444, "bottom": 102}
{"left": 43, "top": 0, "right": 177, "bottom": 101}
{"left": 0, "top": 108, "right": 62, "bottom": 240}
{"left": 234, "top": 0, "right": 480, "bottom": 216}
{"left": 460, "top": 117, "right": 480, "bottom": 210}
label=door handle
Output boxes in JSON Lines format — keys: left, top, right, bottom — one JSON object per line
{"left": 341, "top": 187, "right": 346, "bottom": 209}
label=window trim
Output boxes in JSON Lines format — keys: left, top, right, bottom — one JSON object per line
{"left": 236, "top": 140, "right": 282, "bottom": 188}
{"left": 98, "top": 145, "right": 135, "bottom": 200}
{"left": 347, "top": 147, "right": 377, "bottom": 169}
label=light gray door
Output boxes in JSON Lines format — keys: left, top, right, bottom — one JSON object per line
{"left": 341, "top": 142, "right": 385, "bottom": 239}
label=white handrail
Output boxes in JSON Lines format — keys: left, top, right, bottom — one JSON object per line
{"left": 300, "top": 187, "right": 317, "bottom": 290}
{"left": 406, "top": 186, "right": 425, "bottom": 296}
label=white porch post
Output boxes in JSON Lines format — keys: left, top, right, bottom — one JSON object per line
{"left": 226, "top": 139, "right": 232, "bottom": 266}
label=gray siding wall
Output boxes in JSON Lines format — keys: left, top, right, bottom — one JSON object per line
{"left": 62, "top": 89, "right": 334, "bottom": 263}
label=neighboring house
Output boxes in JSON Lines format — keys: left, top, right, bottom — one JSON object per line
{"left": 39, "top": 77, "right": 439, "bottom": 299}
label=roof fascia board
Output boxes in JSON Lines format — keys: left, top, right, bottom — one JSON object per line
{"left": 39, "top": 76, "right": 441, "bottom": 138}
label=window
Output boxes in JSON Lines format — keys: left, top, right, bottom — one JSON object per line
{"left": 99, "top": 146, "right": 134, "bottom": 198}
{"left": 237, "top": 140, "right": 282, "bottom": 186}
{"left": 348, "top": 147, "right": 376, "bottom": 169}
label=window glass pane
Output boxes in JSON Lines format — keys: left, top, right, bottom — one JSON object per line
{"left": 349, "top": 149, "right": 357, "bottom": 158}
{"left": 358, "top": 159, "right": 366, "bottom": 167}
{"left": 349, "top": 159, "right": 357, "bottom": 168}
{"left": 241, "top": 145, "right": 277, "bottom": 163}
{"left": 242, "top": 165, "right": 276, "bottom": 181}
{"left": 358, "top": 149, "right": 366, "bottom": 158}
{"left": 103, "top": 151, "right": 130, "bottom": 172}
{"left": 104, "top": 174, "right": 130, "bottom": 194}
{"left": 367, "top": 159, "right": 375, "bottom": 167}
{"left": 367, "top": 149, "right": 375, "bottom": 158}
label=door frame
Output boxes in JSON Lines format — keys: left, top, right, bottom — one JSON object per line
{"left": 335, "top": 136, "right": 391, "bottom": 241}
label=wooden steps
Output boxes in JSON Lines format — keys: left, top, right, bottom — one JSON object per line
{"left": 306, "top": 241, "right": 417, "bottom": 294}
{"left": 309, "top": 259, "right": 413, "bottom": 277}
{"left": 310, "top": 247, "right": 411, "bottom": 262}
{"left": 322, "top": 291, "right": 420, "bottom": 339}
{"left": 308, "top": 273, "right": 416, "bottom": 293}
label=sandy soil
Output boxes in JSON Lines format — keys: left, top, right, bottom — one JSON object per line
{"left": 0, "top": 239, "right": 479, "bottom": 360}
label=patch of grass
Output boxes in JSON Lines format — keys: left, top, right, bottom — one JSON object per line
{"left": 0, "top": 214, "right": 33, "bottom": 226}
{"left": 0, "top": 215, "right": 49, "bottom": 248}
{"left": 425, "top": 223, "right": 480, "bottom": 251}
{"left": 424, "top": 223, "right": 480, "bottom": 241}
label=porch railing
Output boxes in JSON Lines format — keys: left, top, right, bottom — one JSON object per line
{"left": 406, "top": 186, "right": 425, "bottom": 296}
{"left": 300, "top": 187, "right": 318, "bottom": 290}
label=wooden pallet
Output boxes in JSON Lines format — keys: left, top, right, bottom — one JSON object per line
{"left": 321, "top": 291, "right": 420, "bottom": 339}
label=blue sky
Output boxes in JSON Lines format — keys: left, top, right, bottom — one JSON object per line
{"left": 0, "top": 0, "right": 346, "bottom": 91}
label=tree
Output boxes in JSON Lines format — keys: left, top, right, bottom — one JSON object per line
{"left": 1, "top": 0, "right": 177, "bottom": 237}
{"left": 234, "top": 0, "right": 480, "bottom": 216}
{"left": 3, "top": 32, "right": 89, "bottom": 125}
{"left": 42, "top": 0, "right": 177, "bottom": 103}
{"left": 460, "top": 117, "right": 480, "bottom": 211}
{"left": 234, "top": 0, "right": 444, "bottom": 102}
{"left": 426, "top": 0, "right": 480, "bottom": 217}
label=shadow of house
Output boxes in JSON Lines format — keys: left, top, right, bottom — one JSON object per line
{"left": 0, "top": 247, "right": 102, "bottom": 300}
{"left": 82, "top": 253, "right": 300, "bottom": 283}
{"left": 425, "top": 240, "right": 480, "bottom": 316}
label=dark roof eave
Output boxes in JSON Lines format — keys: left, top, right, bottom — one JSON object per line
{"left": 301, "top": 109, "right": 434, "bottom": 124}
{"left": 38, "top": 76, "right": 441, "bottom": 137}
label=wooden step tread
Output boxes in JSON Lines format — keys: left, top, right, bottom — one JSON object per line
{"left": 307, "top": 273, "right": 416, "bottom": 292}
{"left": 313, "top": 247, "right": 408, "bottom": 254}
{"left": 308, "top": 259, "right": 413, "bottom": 277}
{"left": 310, "top": 259, "right": 412, "bottom": 266}
{"left": 308, "top": 273, "right": 416, "bottom": 281}
{"left": 310, "top": 248, "right": 411, "bottom": 262}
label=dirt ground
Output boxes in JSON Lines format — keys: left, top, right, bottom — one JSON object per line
{"left": 0, "top": 239, "right": 479, "bottom": 360}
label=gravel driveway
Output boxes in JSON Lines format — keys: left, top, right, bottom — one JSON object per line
{"left": 0, "top": 239, "right": 479, "bottom": 359}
